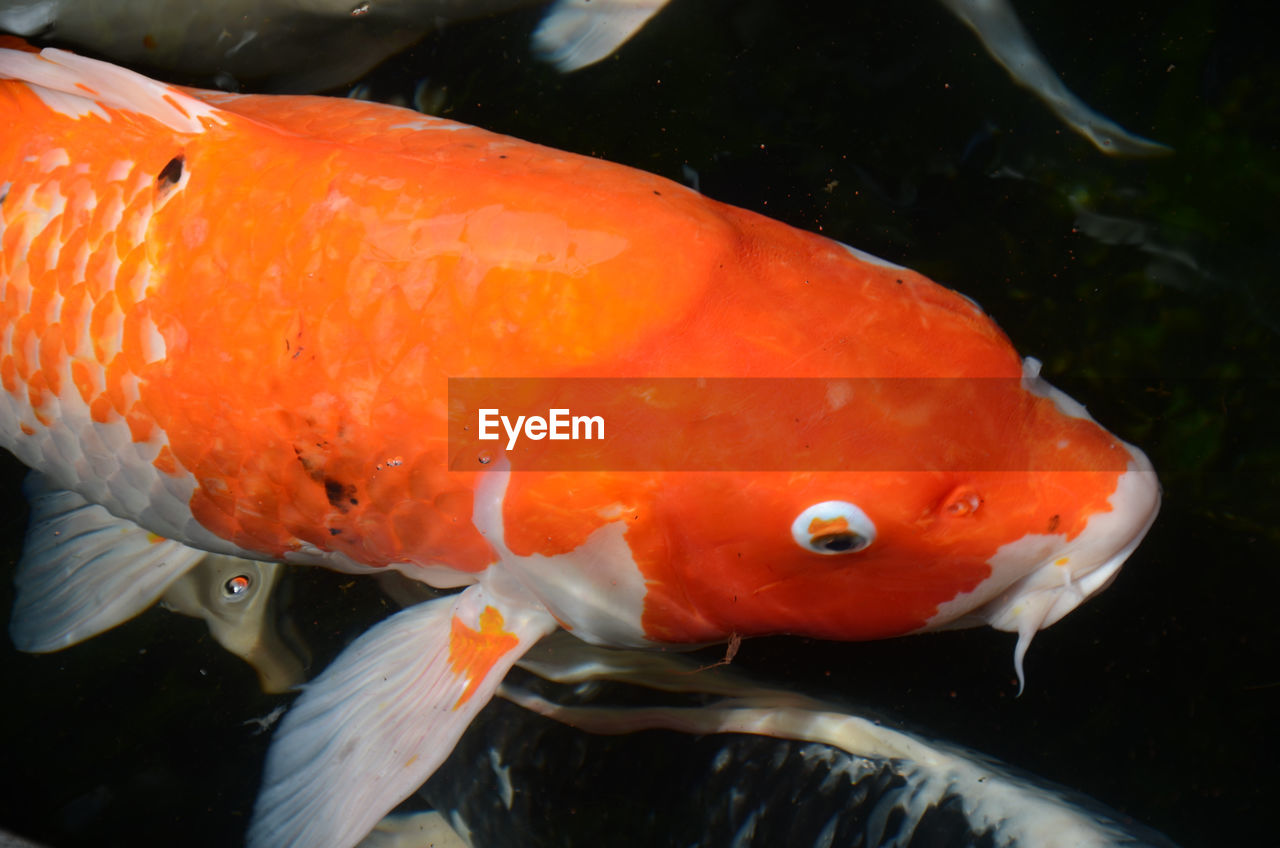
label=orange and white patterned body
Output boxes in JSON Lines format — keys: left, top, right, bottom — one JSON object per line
{"left": 0, "top": 42, "right": 1159, "bottom": 848}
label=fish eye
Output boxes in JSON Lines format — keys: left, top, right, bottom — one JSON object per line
{"left": 223, "top": 574, "right": 252, "bottom": 602}
{"left": 791, "top": 501, "right": 876, "bottom": 556}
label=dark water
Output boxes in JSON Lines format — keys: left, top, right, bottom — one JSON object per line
{"left": 2, "top": 0, "right": 1277, "bottom": 845}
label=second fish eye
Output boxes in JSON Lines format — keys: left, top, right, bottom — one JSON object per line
{"left": 223, "top": 574, "right": 252, "bottom": 601}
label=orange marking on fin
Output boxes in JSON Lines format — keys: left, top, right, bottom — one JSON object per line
{"left": 19, "top": 424, "right": 35, "bottom": 437}
{"left": 807, "top": 516, "right": 849, "bottom": 535}
{"left": 161, "top": 93, "right": 191, "bottom": 120}
{"left": 74, "top": 82, "right": 99, "bottom": 96}
{"left": 447, "top": 605, "right": 518, "bottom": 709}
{"left": 146, "top": 532, "right": 165, "bottom": 544}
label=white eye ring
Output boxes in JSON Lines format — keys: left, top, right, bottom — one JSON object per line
{"left": 791, "top": 501, "right": 876, "bottom": 555}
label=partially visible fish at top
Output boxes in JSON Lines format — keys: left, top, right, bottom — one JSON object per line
{"left": 0, "top": 0, "right": 1167, "bottom": 155}
{"left": 0, "top": 41, "right": 1159, "bottom": 848}
{"left": 0, "top": 0, "right": 668, "bottom": 92}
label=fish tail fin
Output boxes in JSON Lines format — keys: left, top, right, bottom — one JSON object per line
{"left": 0, "top": 42, "right": 225, "bottom": 133}
{"left": 247, "top": 580, "right": 557, "bottom": 848}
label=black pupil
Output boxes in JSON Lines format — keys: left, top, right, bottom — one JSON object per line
{"left": 813, "top": 532, "right": 862, "bottom": 552}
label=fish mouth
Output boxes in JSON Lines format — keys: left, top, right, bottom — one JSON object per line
{"left": 977, "top": 361, "right": 1163, "bottom": 635}
{"left": 920, "top": 361, "right": 1162, "bottom": 688}
{"left": 968, "top": 440, "right": 1161, "bottom": 688}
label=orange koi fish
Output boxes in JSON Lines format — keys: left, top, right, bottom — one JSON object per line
{"left": 0, "top": 42, "right": 1159, "bottom": 848}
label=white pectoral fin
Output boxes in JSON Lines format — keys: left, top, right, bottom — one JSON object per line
{"left": 532, "top": 0, "right": 671, "bottom": 71}
{"left": 937, "top": 0, "right": 1170, "bottom": 156}
{"left": 247, "top": 580, "right": 557, "bottom": 848}
{"left": 10, "top": 473, "right": 208, "bottom": 652}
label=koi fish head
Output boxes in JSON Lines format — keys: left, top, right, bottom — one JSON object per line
{"left": 618, "top": 361, "right": 1159, "bottom": 683}
{"left": 655, "top": 366, "right": 1157, "bottom": 625}
{"left": 493, "top": 361, "right": 1158, "bottom": 684}
{"left": 476, "top": 222, "right": 1159, "bottom": 681}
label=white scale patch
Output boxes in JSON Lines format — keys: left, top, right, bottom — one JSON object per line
{"left": 837, "top": 240, "right": 907, "bottom": 272}
{"left": 470, "top": 461, "right": 652, "bottom": 647}
{"left": 0, "top": 152, "right": 279, "bottom": 565}
{"left": 385, "top": 116, "right": 470, "bottom": 132}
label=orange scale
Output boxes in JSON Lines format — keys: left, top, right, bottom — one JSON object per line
{"left": 10, "top": 313, "right": 36, "bottom": 380}
{"left": 113, "top": 245, "right": 147, "bottom": 310}
{"left": 25, "top": 369, "right": 48, "bottom": 409}
{"left": 26, "top": 274, "right": 53, "bottom": 321}
{"left": 82, "top": 245, "right": 118, "bottom": 301}
{"left": 353, "top": 513, "right": 408, "bottom": 565}
{"left": 235, "top": 462, "right": 285, "bottom": 504}
{"left": 57, "top": 202, "right": 88, "bottom": 248}
{"left": 365, "top": 464, "right": 413, "bottom": 514}
{"left": 21, "top": 222, "right": 50, "bottom": 277}
{"left": 124, "top": 405, "right": 154, "bottom": 441}
{"left": 36, "top": 323, "right": 65, "bottom": 397}
{"left": 89, "top": 393, "right": 113, "bottom": 424}
{"left": 102, "top": 356, "right": 133, "bottom": 414}
{"left": 0, "top": 355, "right": 16, "bottom": 394}
{"left": 89, "top": 296, "right": 123, "bottom": 364}
{"left": 58, "top": 284, "right": 91, "bottom": 352}
{"left": 276, "top": 478, "right": 340, "bottom": 536}
{"left": 152, "top": 444, "right": 179, "bottom": 476}
{"left": 85, "top": 184, "right": 124, "bottom": 245}
{"left": 232, "top": 509, "right": 294, "bottom": 555}
{"left": 385, "top": 500, "right": 444, "bottom": 557}
{"left": 57, "top": 228, "right": 90, "bottom": 289}
{"left": 405, "top": 453, "right": 454, "bottom": 503}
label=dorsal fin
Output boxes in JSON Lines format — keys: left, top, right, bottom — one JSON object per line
{"left": 0, "top": 43, "right": 225, "bottom": 133}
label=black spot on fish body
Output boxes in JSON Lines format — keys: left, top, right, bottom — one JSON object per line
{"left": 157, "top": 155, "right": 184, "bottom": 189}
{"left": 324, "top": 478, "right": 357, "bottom": 512}
{"left": 1048, "top": 514, "right": 1060, "bottom": 533}
{"left": 329, "top": 527, "right": 342, "bottom": 536}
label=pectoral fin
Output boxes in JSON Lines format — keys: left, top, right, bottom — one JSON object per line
{"left": 532, "top": 0, "right": 671, "bottom": 72}
{"left": 10, "top": 472, "right": 208, "bottom": 652}
{"left": 247, "top": 579, "right": 557, "bottom": 848}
